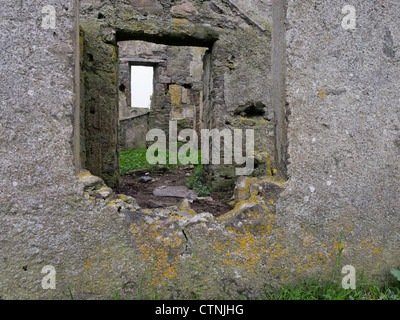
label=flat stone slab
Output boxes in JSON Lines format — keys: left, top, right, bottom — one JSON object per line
{"left": 139, "top": 176, "right": 153, "bottom": 183}
{"left": 153, "top": 186, "right": 198, "bottom": 200}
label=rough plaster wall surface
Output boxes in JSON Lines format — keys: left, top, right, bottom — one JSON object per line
{"left": 0, "top": 0, "right": 81, "bottom": 214}
{"left": 0, "top": 0, "right": 140, "bottom": 297}
{"left": 0, "top": 0, "right": 134, "bottom": 301}
{"left": 228, "top": 0, "right": 272, "bottom": 23}
{"left": 120, "top": 115, "right": 149, "bottom": 150}
{"left": 277, "top": 0, "right": 400, "bottom": 275}
{"left": 0, "top": 0, "right": 94, "bottom": 299}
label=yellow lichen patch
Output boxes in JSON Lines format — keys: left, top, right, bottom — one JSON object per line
{"left": 223, "top": 232, "right": 265, "bottom": 273}
{"left": 210, "top": 242, "right": 226, "bottom": 254}
{"left": 358, "top": 240, "right": 384, "bottom": 257}
{"left": 173, "top": 18, "right": 188, "bottom": 24}
{"left": 260, "top": 175, "right": 286, "bottom": 189}
{"left": 284, "top": 242, "right": 334, "bottom": 277}
{"left": 332, "top": 237, "right": 347, "bottom": 255}
{"left": 78, "top": 170, "right": 91, "bottom": 180}
{"left": 129, "top": 221, "right": 183, "bottom": 287}
{"left": 266, "top": 243, "right": 289, "bottom": 269}
{"left": 319, "top": 89, "right": 327, "bottom": 99}
{"left": 84, "top": 259, "right": 92, "bottom": 270}
{"left": 97, "top": 186, "right": 112, "bottom": 197}
{"left": 233, "top": 176, "right": 258, "bottom": 202}
{"left": 220, "top": 186, "right": 273, "bottom": 222}
{"left": 302, "top": 232, "right": 315, "bottom": 247}
{"left": 169, "top": 84, "right": 182, "bottom": 108}
{"left": 217, "top": 213, "right": 279, "bottom": 274}
{"left": 108, "top": 201, "right": 120, "bottom": 207}
{"left": 177, "top": 200, "right": 196, "bottom": 217}
{"left": 244, "top": 213, "right": 275, "bottom": 236}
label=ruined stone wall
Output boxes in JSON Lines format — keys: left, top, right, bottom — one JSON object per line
{"left": 1, "top": 0, "right": 399, "bottom": 301}
{"left": 79, "top": 0, "right": 274, "bottom": 188}
{"left": 118, "top": 40, "right": 207, "bottom": 151}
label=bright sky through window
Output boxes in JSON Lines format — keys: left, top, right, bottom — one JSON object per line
{"left": 131, "top": 65, "right": 154, "bottom": 108}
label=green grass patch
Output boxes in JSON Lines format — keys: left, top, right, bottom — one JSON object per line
{"left": 120, "top": 148, "right": 154, "bottom": 175}
{"left": 186, "top": 164, "right": 214, "bottom": 197}
{"left": 120, "top": 147, "right": 214, "bottom": 196}
{"left": 263, "top": 277, "right": 400, "bottom": 300}
{"left": 120, "top": 146, "right": 201, "bottom": 176}
{"left": 264, "top": 239, "right": 400, "bottom": 300}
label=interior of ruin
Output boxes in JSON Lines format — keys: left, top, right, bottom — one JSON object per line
{"left": 79, "top": 0, "right": 279, "bottom": 213}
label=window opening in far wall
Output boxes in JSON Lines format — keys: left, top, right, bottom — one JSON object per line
{"left": 131, "top": 65, "right": 154, "bottom": 109}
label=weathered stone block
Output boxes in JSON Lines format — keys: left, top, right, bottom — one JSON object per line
{"left": 171, "top": 2, "right": 199, "bottom": 18}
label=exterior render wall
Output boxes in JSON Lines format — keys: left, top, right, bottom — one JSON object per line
{"left": 276, "top": 0, "right": 400, "bottom": 277}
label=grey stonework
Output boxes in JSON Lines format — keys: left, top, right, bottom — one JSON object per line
{"left": 118, "top": 40, "right": 207, "bottom": 151}
{"left": 0, "top": 0, "right": 399, "bottom": 300}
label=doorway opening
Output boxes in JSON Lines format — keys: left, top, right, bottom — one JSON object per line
{"left": 116, "top": 39, "right": 233, "bottom": 216}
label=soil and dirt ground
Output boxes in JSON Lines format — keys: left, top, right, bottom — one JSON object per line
{"left": 115, "top": 166, "right": 234, "bottom": 217}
